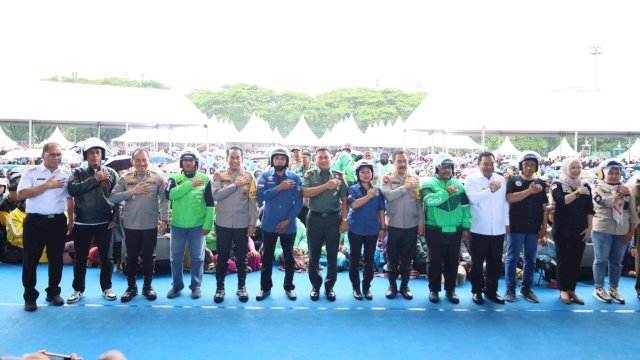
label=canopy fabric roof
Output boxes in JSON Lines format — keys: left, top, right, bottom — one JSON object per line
{"left": 493, "top": 137, "right": 521, "bottom": 156}
{"left": 405, "top": 90, "right": 640, "bottom": 136}
{"left": 548, "top": 137, "right": 579, "bottom": 158}
{"left": 232, "top": 113, "right": 279, "bottom": 144}
{"left": 0, "top": 81, "right": 208, "bottom": 128}
{"left": 618, "top": 138, "right": 640, "bottom": 160}
{"left": 283, "top": 116, "right": 320, "bottom": 146}
{"left": 39, "top": 127, "right": 73, "bottom": 149}
{"left": 0, "top": 126, "right": 17, "bottom": 148}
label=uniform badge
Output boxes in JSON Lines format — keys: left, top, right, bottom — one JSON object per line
{"left": 515, "top": 180, "right": 522, "bottom": 187}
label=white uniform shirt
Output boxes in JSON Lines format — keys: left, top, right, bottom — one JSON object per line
{"left": 17, "top": 165, "right": 70, "bottom": 215}
{"left": 464, "top": 171, "right": 509, "bottom": 236}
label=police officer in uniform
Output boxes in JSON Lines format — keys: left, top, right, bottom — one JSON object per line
{"left": 381, "top": 150, "right": 424, "bottom": 300}
{"left": 302, "top": 147, "right": 348, "bottom": 301}
{"left": 17, "top": 142, "right": 74, "bottom": 311}
{"left": 211, "top": 146, "right": 258, "bottom": 303}
{"left": 110, "top": 149, "right": 168, "bottom": 302}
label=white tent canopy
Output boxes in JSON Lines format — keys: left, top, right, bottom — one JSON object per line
{"left": 232, "top": 113, "right": 279, "bottom": 144}
{"left": 0, "top": 127, "right": 17, "bottom": 148}
{"left": 40, "top": 127, "right": 73, "bottom": 149}
{"left": 0, "top": 81, "right": 209, "bottom": 128}
{"left": 405, "top": 89, "right": 640, "bottom": 137}
{"left": 493, "top": 137, "right": 521, "bottom": 156}
{"left": 283, "top": 116, "right": 320, "bottom": 146}
{"left": 618, "top": 138, "right": 640, "bottom": 160}
{"left": 548, "top": 137, "right": 578, "bottom": 158}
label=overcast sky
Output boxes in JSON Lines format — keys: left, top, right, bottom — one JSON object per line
{"left": 1, "top": 0, "right": 638, "bottom": 96}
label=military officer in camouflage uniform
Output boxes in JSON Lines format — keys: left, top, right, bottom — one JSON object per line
{"left": 110, "top": 149, "right": 168, "bottom": 302}
{"left": 302, "top": 147, "right": 349, "bottom": 301}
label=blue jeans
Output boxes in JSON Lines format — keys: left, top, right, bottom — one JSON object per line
{"left": 170, "top": 226, "right": 205, "bottom": 291}
{"left": 505, "top": 233, "right": 538, "bottom": 290}
{"left": 592, "top": 231, "right": 627, "bottom": 289}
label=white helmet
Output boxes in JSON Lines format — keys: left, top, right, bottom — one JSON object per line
{"left": 82, "top": 137, "right": 107, "bottom": 160}
{"left": 269, "top": 146, "right": 290, "bottom": 168}
{"left": 434, "top": 154, "right": 455, "bottom": 174}
{"left": 354, "top": 159, "right": 375, "bottom": 182}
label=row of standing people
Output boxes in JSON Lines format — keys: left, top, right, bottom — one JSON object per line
{"left": 15, "top": 140, "right": 639, "bottom": 312}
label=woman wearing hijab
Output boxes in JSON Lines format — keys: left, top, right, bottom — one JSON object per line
{"left": 591, "top": 159, "right": 639, "bottom": 304}
{"left": 551, "top": 157, "right": 594, "bottom": 304}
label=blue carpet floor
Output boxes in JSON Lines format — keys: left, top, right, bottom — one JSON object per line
{"left": 0, "top": 263, "right": 638, "bottom": 359}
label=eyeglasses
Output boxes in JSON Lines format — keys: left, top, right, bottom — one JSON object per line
{"left": 45, "top": 153, "right": 63, "bottom": 158}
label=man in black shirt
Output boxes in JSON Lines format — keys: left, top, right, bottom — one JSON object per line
{"left": 504, "top": 151, "right": 548, "bottom": 303}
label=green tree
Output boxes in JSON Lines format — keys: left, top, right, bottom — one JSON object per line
{"left": 43, "top": 76, "right": 170, "bottom": 89}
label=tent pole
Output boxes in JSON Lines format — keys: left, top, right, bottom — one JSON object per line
{"left": 29, "top": 119, "right": 33, "bottom": 148}
{"left": 125, "top": 122, "right": 129, "bottom": 153}
{"left": 184, "top": 125, "right": 187, "bottom": 148}
{"left": 482, "top": 126, "right": 486, "bottom": 151}
{"left": 97, "top": 124, "right": 101, "bottom": 139}
{"left": 574, "top": 131, "right": 578, "bottom": 157}
{"left": 628, "top": 134, "right": 632, "bottom": 163}
{"left": 206, "top": 124, "right": 210, "bottom": 152}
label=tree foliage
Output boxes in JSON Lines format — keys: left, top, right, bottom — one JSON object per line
{"left": 42, "top": 76, "right": 170, "bottom": 89}
{"left": 187, "top": 84, "right": 426, "bottom": 137}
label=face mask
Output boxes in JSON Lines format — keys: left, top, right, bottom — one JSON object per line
{"left": 380, "top": 159, "right": 388, "bottom": 165}
{"left": 274, "top": 165, "right": 286, "bottom": 171}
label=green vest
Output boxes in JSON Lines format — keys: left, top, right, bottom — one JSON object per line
{"left": 169, "top": 172, "right": 214, "bottom": 230}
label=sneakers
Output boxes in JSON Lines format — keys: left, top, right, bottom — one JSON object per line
{"left": 121, "top": 286, "right": 138, "bottom": 302}
{"left": 214, "top": 288, "right": 225, "bottom": 303}
{"left": 593, "top": 287, "right": 611, "bottom": 303}
{"left": 399, "top": 286, "right": 413, "bottom": 300}
{"left": 518, "top": 288, "right": 539, "bottom": 303}
{"left": 102, "top": 289, "right": 117, "bottom": 301}
{"left": 142, "top": 286, "right": 157, "bottom": 301}
{"left": 609, "top": 288, "right": 625, "bottom": 304}
{"left": 67, "top": 290, "right": 85, "bottom": 304}
{"left": 237, "top": 287, "right": 249, "bottom": 302}
{"left": 504, "top": 289, "right": 516, "bottom": 303}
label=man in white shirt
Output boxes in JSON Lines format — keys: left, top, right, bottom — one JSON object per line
{"left": 464, "top": 151, "right": 509, "bottom": 305}
{"left": 17, "top": 142, "right": 74, "bottom": 311}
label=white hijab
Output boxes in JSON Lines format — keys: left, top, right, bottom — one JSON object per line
{"left": 557, "top": 157, "right": 582, "bottom": 189}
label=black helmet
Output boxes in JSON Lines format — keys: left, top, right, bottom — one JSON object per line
{"left": 269, "top": 146, "right": 290, "bottom": 168}
{"left": 518, "top": 151, "right": 541, "bottom": 171}
{"left": 179, "top": 148, "right": 200, "bottom": 169}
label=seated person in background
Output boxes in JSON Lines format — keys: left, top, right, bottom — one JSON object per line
{"left": 622, "top": 239, "right": 636, "bottom": 277}
{"left": 537, "top": 237, "right": 557, "bottom": 288}
{"left": 3, "top": 199, "right": 27, "bottom": 263}
{"left": 274, "top": 218, "right": 309, "bottom": 272}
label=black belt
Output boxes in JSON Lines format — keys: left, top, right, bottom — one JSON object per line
{"left": 426, "top": 224, "right": 463, "bottom": 233}
{"left": 28, "top": 213, "right": 65, "bottom": 219}
{"left": 310, "top": 211, "right": 339, "bottom": 218}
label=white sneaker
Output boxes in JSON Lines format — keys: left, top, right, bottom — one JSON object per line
{"left": 67, "top": 290, "right": 85, "bottom": 304}
{"left": 102, "top": 288, "right": 117, "bottom": 301}
{"left": 609, "top": 288, "right": 625, "bottom": 304}
{"left": 593, "top": 287, "right": 611, "bottom": 303}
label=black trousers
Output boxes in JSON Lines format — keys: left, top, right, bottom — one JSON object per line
{"left": 348, "top": 232, "right": 377, "bottom": 290}
{"left": 22, "top": 213, "right": 67, "bottom": 302}
{"left": 386, "top": 226, "right": 418, "bottom": 287}
{"left": 426, "top": 228, "right": 461, "bottom": 292}
{"left": 215, "top": 224, "right": 248, "bottom": 289}
{"left": 124, "top": 228, "right": 157, "bottom": 288}
{"left": 261, "top": 231, "right": 295, "bottom": 291}
{"left": 469, "top": 232, "right": 504, "bottom": 294}
{"left": 72, "top": 223, "right": 114, "bottom": 292}
{"left": 555, "top": 230, "right": 586, "bottom": 291}
{"left": 307, "top": 212, "right": 340, "bottom": 291}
